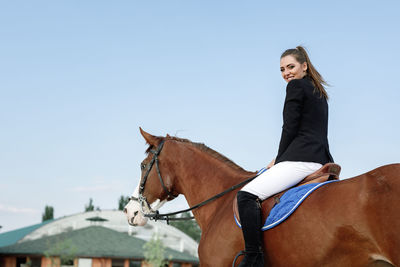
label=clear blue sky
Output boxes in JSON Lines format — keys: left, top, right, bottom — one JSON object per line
{"left": 1, "top": 0, "right": 399, "bottom": 232}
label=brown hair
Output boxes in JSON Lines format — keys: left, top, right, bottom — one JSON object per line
{"left": 281, "top": 46, "right": 329, "bottom": 99}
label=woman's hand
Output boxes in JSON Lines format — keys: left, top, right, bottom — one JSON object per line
{"left": 267, "top": 158, "right": 276, "bottom": 169}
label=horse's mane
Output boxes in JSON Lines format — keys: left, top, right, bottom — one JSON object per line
{"left": 146, "top": 136, "right": 247, "bottom": 172}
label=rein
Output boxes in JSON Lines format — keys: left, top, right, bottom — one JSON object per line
{"left": 144, "top": 174, "right": 257, "bottom": 223}
{"left": 135, "top": 139, "right": 258, "bottom": 224}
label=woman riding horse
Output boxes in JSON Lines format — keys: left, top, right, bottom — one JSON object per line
{"left": 237, "top": 46, "right": 334, "bottom": 266}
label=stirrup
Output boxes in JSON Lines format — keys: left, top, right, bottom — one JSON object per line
{"left": 232, "top": 250, "right": 263, "bottom": 267}
{"left": 232, "top": 250, "right": 245, "bottom": 267}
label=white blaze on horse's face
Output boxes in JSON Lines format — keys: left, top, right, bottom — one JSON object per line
{"left": 124, "top": 184, "right": 167, "bottom": 226}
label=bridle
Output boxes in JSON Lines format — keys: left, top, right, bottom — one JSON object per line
{"left": 129, "top": 139, "right": 178, "bottom": 215}
{"left": 129, "top": 138, "right": 258, "bottom": 224}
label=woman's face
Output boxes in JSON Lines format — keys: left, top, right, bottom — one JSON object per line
{"left": 280, "top": 55, "right": 308, "bottom": 83}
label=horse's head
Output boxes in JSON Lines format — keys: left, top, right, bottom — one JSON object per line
{"left": 124, "top": 128, "right": 179, "bottom": 226}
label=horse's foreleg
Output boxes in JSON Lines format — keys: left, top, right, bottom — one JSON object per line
{"left": 198, "top": 216, "right": 244, "bottom": 267}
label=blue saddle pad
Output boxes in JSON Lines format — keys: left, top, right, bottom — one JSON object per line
{"left": 234, "top": 180, "right": 337, "bottom": 231}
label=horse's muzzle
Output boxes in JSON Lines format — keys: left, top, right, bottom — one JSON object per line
{"left": 129, "top": 217, "right": 137, "bottom": 226}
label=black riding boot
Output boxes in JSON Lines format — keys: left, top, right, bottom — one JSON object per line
{"left": 237, "top": 190, "right": 264, "bottom": 267}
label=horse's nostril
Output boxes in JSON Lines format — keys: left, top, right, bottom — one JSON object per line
{"left": 123, "top": 208, "right": 127, "bottom": 214}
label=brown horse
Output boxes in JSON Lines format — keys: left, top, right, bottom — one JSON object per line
{"left": 124, "top": 129, "right": 400, "bottom": 267}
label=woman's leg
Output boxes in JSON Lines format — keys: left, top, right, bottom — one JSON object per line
{"left": 237, "top": 190, "right": 264, "bottom": 267}
{"left": 241, "top": 161, "right": 322, "bottom": 200}
{"left": 237, "top": 161, "right": 322, "bottom": 266}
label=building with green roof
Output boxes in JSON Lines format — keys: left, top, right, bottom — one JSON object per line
{"left": 0, "top": 211, "right": 198, "bottom": 267}
{"left": 0, "top": 221, "right": 54, "bottom": 248}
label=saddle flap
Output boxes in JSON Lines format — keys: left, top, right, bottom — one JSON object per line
{"left": 233, "top": 193, "right": 278, "bottom": 226}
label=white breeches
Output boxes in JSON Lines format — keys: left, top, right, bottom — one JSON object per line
{"left": 241, "top": 161, "right": 322, "bottom": 201}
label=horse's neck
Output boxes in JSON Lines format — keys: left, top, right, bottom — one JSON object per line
{"left": 177, "top": 149, "right": 255, "bottom": 230}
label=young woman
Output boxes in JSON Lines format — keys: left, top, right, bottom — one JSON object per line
{"left": 237, "top": 46, "right": 334, "bottom": 266}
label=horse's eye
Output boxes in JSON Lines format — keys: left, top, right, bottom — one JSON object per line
{"left": 140, "top": 163, "right": 146, "bottom": 170}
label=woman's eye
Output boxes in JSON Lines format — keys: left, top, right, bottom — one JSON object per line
{"left": 289, "top": 65, "right": 294, "bottom": 69}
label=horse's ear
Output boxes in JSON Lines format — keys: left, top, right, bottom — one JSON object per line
{"left": 166, "top": 134, "right": 171, "bottom": 138}
{"left": 139, "top": 127, "right": 162, "bottom": 146}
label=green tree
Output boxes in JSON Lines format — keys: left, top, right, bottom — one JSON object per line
{"left": 85, "top": 198, "right": 94, "bottom": 211}
{"left": 143, "top": 234, "right": 167, "bottom": 267}
{"left": 44, "top": 239, "right": 77, "bottom": 266}
{"left": 170, "top": 212, "right": 201, "bottom": 242}
{"left": 118, "top": 195, "right": 130, "bottom": 210}
{"left": 42, "top": 205, "right": 54, "bottom": 221}
{"left": 84, "top": 198, "right": 100, "bottom": 211}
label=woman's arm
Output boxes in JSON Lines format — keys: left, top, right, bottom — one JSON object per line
{"left": 267, "top": 158, "right": 275, "bottom": 169}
